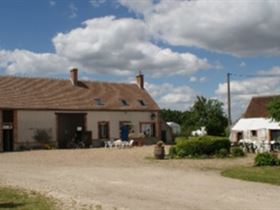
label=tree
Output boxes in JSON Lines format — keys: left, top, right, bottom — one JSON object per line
{"left": 160, "top": 109, "right": 184, "bottom": 124}
{"left": 182, "top": 96, "right": 228, "bottom": 136}
{"left": 267, "top": 96, "right": 280, "bottom": 122}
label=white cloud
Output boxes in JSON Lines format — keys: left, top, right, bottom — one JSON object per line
{"left": 239, "top": 62, "right": 247, "bottom": 67}
{"left": 52, "top": 16, "right": 209, "bottom": 76}
{"left": 190, "top": 76, "right": 197, "bottom": 82}
{"left": 0, "top": 16, "right": 209, "bottom": 77}
{"left": 190, "top": 76, "right": 207, "bottom": 83}
{"left": 49, "top": 0, "right": 56, "bottom": 7}
{"left": 69, "top": 3, "right": 78, "bottom": 18}
{"left": 120, "top": 0, "right": 280, "bottom": 56}
{"left": 0, "top": 49, "right": 74, "bottom": 76}
{"left": 89, "top": 0, "right": 106, "bottom": 8}
{"left": 215, "top": 66, "right": 280, "bottom": 120}
{"left": 145, "top": 82, "right": 198, "bottom": 111}
{"left": 118, "top": 0, "right": 153, "bottom": 15}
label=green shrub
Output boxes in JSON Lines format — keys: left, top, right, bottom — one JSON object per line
{"left": 216, "top": 148, "right": 229, "bottom": 158}
{"left": 172, "top": 136, "right": 230, "bottom": 158}
{"left": 255, "top": 152, "right": 278, "bottom": 166}
{"left": 168, "top": 146, "right": 177, "bottom": 158}
{"left": 231, "top": 147, "right": 245, "bottom": 157}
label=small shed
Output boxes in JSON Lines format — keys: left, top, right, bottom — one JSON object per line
{"left": 167, "top": 122, "right": 181, "bottom": 135}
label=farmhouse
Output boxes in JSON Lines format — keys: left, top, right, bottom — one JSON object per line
{"left": 231, "top": 95, "right": 280, "bottom": 143}
{"left": 0, "top": 69, "right": 162, "bottom": 152}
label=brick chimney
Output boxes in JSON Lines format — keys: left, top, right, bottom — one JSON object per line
{"left": 70, "top": 68, "right": 78, "bottom": 86}
{"left": 136, "top": 72, "right": 144, "bottom": 89}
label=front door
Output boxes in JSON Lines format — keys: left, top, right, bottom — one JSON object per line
{"left": 3, "top": 129, "right": 13, "bottom": 152}
{"left": 120, "top": 122, "right": 131, "bottom": 141}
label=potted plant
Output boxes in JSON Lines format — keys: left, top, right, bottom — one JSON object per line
{"left": 154, "top": 141, "right": 165, "bottom": 159}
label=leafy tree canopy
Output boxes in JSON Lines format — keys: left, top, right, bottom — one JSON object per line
{"left": 161, "top": 96, "right": 228, "bottom": 137}
{"left": 160, "top": 109, "right": 184, "bottom": 124}
{"left": 267, "top": 96, "right": 280, "bottom": 122}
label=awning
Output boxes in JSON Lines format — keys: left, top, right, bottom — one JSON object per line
{"left": 232, "top": 118, "right": 280, "bottom": 131}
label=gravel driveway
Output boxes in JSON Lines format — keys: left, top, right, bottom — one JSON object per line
{"left": 0, "top": 147, "right": 279, "bottom": 210}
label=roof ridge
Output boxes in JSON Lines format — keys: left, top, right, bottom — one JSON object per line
{"left": 0, "top": 74, "right": 65, "bottom": 81}
{"left": 0, "top": 74, "right": 137, "bottom": 86}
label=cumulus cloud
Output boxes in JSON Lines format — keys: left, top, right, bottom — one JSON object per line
{"left": 145, "top": 82, "right": 198, "bottom": 111}
{"left": 120, "top": 0, "right": 280, "bottom": 56}
{"left": 0, "top": 16, "right": 209, "bottom": 77}
{"left": 52, "top": 16, "right": 209, "bottom": 76}
{"left": 215, "top": 66, "right": 280, "bottom": 119}
{"left": 0, "top": 49, "right": 75, "bottom": 76}
{"left": 118, "top": 0, "right": 154, "bottom": 15}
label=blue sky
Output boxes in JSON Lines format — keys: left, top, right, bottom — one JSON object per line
{"left": 0, "top": 0, "right": 280, "bottom": 119}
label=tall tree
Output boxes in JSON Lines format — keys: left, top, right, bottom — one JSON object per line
{"left": 160, "top": 109, "right": 184, "bottom": 124}
{"left": 183, "top": 96, "right": 228, "bottom": 136}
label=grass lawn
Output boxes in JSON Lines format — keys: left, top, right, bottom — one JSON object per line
{"left": 221, "top": 166, "right": 280, "bottom": 186}
{"left": 0, "top": 187, "right": 58, "bottom": 210}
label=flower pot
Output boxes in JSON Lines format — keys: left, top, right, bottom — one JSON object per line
{"left": 154, "top": 145, "right": 165, "bottom": 159}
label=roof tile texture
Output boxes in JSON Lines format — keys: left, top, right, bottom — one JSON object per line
{"left": 243, "top": 95, "right": 278, "bottom": 118}
{"left": 0, "top": 76, "right": 160, "bottom": 111}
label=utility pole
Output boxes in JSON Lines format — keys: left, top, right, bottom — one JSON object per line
{"left": 227, "top": 73, "right": 232, "bottom": 128}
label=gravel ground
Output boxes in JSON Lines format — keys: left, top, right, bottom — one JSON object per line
{"left": 0, "top": 146, "right": 279, "bottom": 210}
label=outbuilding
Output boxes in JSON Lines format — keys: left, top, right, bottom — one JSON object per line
{"left": 231, "top": 95, "right": 280, "bottom": 144}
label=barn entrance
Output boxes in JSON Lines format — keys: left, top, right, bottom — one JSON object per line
{"left": 2, "top": 110, "right": 14, "bottom": 152}
{"left": 56, "top": 113, "right": 86, "bottom": 148}
{"left": 3, "top": 129, "right": 13, "bottom": 151}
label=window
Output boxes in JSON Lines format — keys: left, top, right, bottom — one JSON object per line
{"left": 3, "top": 110, "right": 13, "bottom": 123}
{"left": 95, "top": 98, "right": 104, "bottom": 106}
{"left": 98, "top": 122, "right": 109, "bottom": 139}
{"left": 120, "top": 99, "right": 129, "bottom": 106}
{"left": 237, "top": 132, "right": 243, "bottom": 141}
{"left": 138, "top": 99, "right": 146, "bottom": 106}
{"left": 140, "top": 122, "right": 156, "bottom": 137}
{"left": 251, "top": 130, "right": 257, "bottom": 137}
{"left": 270, "top": 130, "right": 280, "bottom": 140}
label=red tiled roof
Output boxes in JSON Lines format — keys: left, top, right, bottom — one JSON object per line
{"left": 0, "top": 76, "right": 160, "bottom": 111}
{"left": 243, "top": 95, "right": 279, "bottom": 118}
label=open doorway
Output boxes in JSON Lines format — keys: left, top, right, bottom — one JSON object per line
{"left": 56, "top": 113, "right": 86, "bottom": 148}
{"left": 2, "top": 110, "right": 14, "bottom": 152}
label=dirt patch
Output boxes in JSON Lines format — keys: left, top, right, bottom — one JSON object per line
{"left": 0, "top": 147, "right": 279, "bottom": 210}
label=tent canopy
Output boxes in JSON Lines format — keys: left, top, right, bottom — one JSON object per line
{"left": 232, "top": 118, "right": 280, "bottom": 131}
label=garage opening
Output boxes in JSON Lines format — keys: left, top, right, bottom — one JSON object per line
{"left": 56, "top": 113, "right": 86, "bottom": 148}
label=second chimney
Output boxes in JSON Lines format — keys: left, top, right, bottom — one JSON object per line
{"left": 136, "top": 72, "right": 144, "bottom": 89}
{"left": 70, "top": 68, "right": 78, "bottom": 86}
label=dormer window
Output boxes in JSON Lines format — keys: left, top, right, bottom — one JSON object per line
{"left": 95, "top": 98, "right": 104, "bottom": 106}
{"left": 120, "top": 99, "right": 128, "bottom": 106}
{"left": 138, "top": 99, "right": 146, "bottom": 106}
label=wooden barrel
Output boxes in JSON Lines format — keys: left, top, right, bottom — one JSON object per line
{"left": 154, "top": 145, "right": 165, "bottom": 159}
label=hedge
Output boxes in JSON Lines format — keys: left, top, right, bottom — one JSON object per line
{"left": 169, "top": 136, "right": 230, "bottom": 158}
{"left": 255, "top": 152, "right": 280, "bottom": 166}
